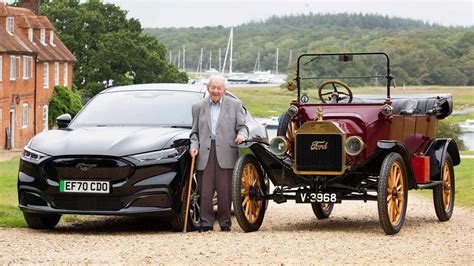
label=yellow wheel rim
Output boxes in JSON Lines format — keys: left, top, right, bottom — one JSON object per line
{"left": 320, "top": 203, "right": 330, "bottom": 211}
{"left": 442, "top": 161, "right": 452, "bottom": 211}
{"left": 386, "top": 161, "right": 405, "bottom": 226}
{"left": 241, "top": 162, "right": 262, "bottom": 224}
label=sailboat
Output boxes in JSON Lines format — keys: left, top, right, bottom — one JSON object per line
{"left": 221, "top": 27, "right": 250, "bottom": 84}
{"left": 248, "top": 51, "right": 271, "bottom": 84}
{"left": 191, "top": 48, "right": 209, "bottom": 85}
{"left": 205, "top": 51, "right": 218, "bottom": 74}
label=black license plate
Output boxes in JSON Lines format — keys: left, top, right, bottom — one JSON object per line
{"left": 295, "top": 191, "right": 341, "bottom": 203}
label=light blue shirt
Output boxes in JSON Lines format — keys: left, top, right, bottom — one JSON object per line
{"left": 210, "top": 97, "right": 222, "bottom": 139}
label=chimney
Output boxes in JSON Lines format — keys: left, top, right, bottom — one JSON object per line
{"left": 20, "top": 0, "right": 40, "bottom": 16}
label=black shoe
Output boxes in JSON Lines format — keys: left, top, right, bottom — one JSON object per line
{"left": 198, "top": 226, "right": 213, "bottom": 233}
{"left": 220, "top": 227, "right": 231, "bottom": 232}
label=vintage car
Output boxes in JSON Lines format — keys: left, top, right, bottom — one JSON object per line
{"left": 17, "top": 84, "right": 267, "bottom": 231}
{"left": 232, "top": 52, "right": 460, "bottom": 235}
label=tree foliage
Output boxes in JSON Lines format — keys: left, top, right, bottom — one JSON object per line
{"left": 40, "top": 0, "right": 187, "bottom": 98}
{"left": 146, "top": 13, "right": 473, "bottom": 86}
{"left": 48, "top": 86, "right": 83, "bottom": 127}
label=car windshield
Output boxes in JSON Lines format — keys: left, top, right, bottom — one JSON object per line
{"left": 70, "top": 90, "right": 204, "bottom": 128}
{"left": 297, "top": 53, "right": 391, "bottom": 103}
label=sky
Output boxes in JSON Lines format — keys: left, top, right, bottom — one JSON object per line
{"left": 100, "top": 0, "right": 473, "bottom": 28}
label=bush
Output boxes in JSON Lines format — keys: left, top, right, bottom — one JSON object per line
{"left": 437, "top": 120, "right": 466, "bottom": 150}
{"left": 48, "top": 86, "right": 83, "bottom": 127}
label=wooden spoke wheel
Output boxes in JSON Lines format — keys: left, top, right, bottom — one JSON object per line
{"left": 311, "top": 202, "right": 334, "bottom": 219}
{"left": 433, "top": 154, "right": 455, "bottom": 221}
{"left": 232, "top": 154, "right": 267, "bottom": 232}
{"left": 377, "top": 153, "right": 408, "bottom": 235}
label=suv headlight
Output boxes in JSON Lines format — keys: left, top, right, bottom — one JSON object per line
{"left": 130, "top": 147, "right": 185, "bottom": 163}
{"left": 21, "top": 146, "right": 49, "bottom": 161}
{"left": 345, "top": 136, "right": 365, "bottom": 156}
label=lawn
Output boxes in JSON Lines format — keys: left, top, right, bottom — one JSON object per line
{"left": 1, "top": 155, "right": 473, "bottom": 228}
{"left": 229, "top": 85, "right": 474, "bottom": 118}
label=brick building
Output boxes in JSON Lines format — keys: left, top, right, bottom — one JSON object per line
{"left": 0, "top": 0, "right": 76, "bottom": 149}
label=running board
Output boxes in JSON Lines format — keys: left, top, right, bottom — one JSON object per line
{"left": 417, "top": 181, "right": 443, "bottom": 189}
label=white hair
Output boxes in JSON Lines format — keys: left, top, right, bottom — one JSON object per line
{"left": 207, "top": 75, "right": 227, "bottom": 90}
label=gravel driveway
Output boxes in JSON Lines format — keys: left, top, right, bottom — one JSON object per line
{"left": 1, "top": 194, "right": 472, "bottom": 264}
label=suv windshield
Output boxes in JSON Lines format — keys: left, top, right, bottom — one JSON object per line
{"left": 70, "top": 90, "right": 204, "bottom": 128}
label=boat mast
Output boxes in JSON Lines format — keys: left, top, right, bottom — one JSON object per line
{"left": 288, "top": 49, "right": 293, "bottom": 67}
{"left": 254, "top": 51, "right": 260, "bottom": 72}
{"left": 218, "top": 48, "right": 222, "bottom": 72}
{"left": 275, "top": 48, "right": 279, "bottom": 75}
{"left": 182, "top": 45, "right": 186, "bottom": 71}
{"left": 177, "top": 49, "right": 181, "bottom": 69}
{"left": 221, "top": 27, "right": 233, "bottom": 74}
{"left": 229, "top": 27, "right": 233, "bottom": 74}
{"left": 196, "top": 48, "right": 203, "bottom": 74}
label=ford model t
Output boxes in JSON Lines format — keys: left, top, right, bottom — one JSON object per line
{"left": 232, "top": 52, "right": 460, "bottom": 235}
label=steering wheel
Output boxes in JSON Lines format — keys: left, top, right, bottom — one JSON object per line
{"left": 318, "top": 80, "right": 353, "bottom": 103}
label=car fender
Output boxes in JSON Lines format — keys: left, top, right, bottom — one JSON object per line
{"left": 375, "top": 140, "right": 417, "bottom": 190}
{"left": 423, "top": 138, "right": 460, "bottom": 181}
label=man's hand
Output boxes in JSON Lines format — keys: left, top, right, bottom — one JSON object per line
{"left": 189, "top": 148, "right": 198, "bottom": 157}
{"left": 235, "top": 134, "right": 246, "bottom": 145}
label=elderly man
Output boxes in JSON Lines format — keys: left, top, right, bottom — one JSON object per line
{"left": 189, "top": 75, "right": 248, "bottom": 232}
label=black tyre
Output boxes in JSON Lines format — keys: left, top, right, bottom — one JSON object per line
{"left": 276, "top": 110, "right": 292, "bottom": 137}
{"left": 23, "top": 212, "right": 61, "bottom": 229}
{"left": 433, "top": 154, "right": 455, "bottom": 221}
{"left": 170, "top": 172, "right": 200, "bottom": 232}
{"left": 232, "top": 154, "right": 267, "bottom": 232}
{"left": 311, "top": 203, "right": 334, "bottom": 219}
{"left": 377, "top": 153, "right": 408, "bottom": 235}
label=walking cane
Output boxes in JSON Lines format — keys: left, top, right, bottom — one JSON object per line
{"left": 183, "top": 154, "right": 196, "bottom": 233}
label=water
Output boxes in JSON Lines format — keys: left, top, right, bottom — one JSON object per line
{"left": 461, "top": 133, "right": 474, "bottom": 151}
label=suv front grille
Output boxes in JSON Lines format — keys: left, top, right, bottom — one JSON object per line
{"left": 42, "top": 157, "right": 133, "bottom": 182}
{"left": 295, "top": 134, "right": 343, "bottom": 173}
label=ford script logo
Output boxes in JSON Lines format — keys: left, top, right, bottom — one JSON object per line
{"left": 76, "top": 163, "right": 97, "bottom": 171}
{"left": 311, "top": 141, "right": 328, "bottom": 151}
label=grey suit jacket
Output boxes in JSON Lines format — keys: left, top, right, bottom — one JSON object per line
{"left": 190, "top": 95, "right": 249, "bottom": 171}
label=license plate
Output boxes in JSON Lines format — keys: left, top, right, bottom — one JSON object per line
{"left": 295, "top": 191, "right": 341, "bottom": 203}
{"left": 59, "top": 180, "right": 110, "bottom": 194}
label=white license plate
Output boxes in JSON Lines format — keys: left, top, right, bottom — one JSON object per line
{"left": 295, "top": 191, "right": 341, "bottom": 203}
{"left": 59, "top": 180, "right": 110, "bottom": 194}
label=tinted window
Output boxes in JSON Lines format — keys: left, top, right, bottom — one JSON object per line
{"left": 70, "top": 90, "right": 203, "bottom": 127}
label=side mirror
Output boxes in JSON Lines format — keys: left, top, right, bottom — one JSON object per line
{"left": 56, "top": 114, "right": 71, "bottom": 129}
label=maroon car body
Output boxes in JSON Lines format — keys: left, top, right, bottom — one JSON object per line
{"left": 232, "top": 52, "right": 460, "bottom": 235}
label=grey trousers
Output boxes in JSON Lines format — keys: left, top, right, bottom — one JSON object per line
{"left": 198, "top": 140, "right": 233, "bottom": 228}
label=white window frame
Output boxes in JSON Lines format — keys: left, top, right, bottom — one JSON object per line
{"left": 63, "top": 63, "right": 68, "bottom": 86}
{"left": 43, "top": 105, "right": 49, "bottom": 131}
{"left": 0, "top": 56, "right": 3, "bottom": 82}
{"left": 40, "top": 29, "right": 46, "bottom": 45}
{"left": 28, "top": 28, "right": 34, "bottom": 43}
{"left": 43, "top": 63, "right": 49, "bottom": 89}
{"left": 50, "top": 31, "right": 55, "bottom": 46}
{"left": 10, "top": 56, "right": 17, "bottom": 80}
{"left": 6, "top": 17, "right": 14, "bottom": 34}
{"left": 23, "top": 56, "right": 32, "bottom": 80}
{"left": 54, "top": 62, "right": 59, "bottom": 86}
{"left": 22, "top": 103, "right": 28, "bottom": 128}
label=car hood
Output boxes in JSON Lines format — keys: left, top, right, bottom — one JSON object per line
{"left": 29, "top": 126, "right": 190, "bottom": 157}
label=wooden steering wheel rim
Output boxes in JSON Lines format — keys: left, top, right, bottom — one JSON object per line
{"left": 318, "top": 80, "right": 353, "bottom": 103}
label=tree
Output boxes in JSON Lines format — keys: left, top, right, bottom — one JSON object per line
{"left": 48, "top": 86, "right": 83, "bottom": 127}
{"left": 40, "top": 0, "right": 187, "bottom": 98}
